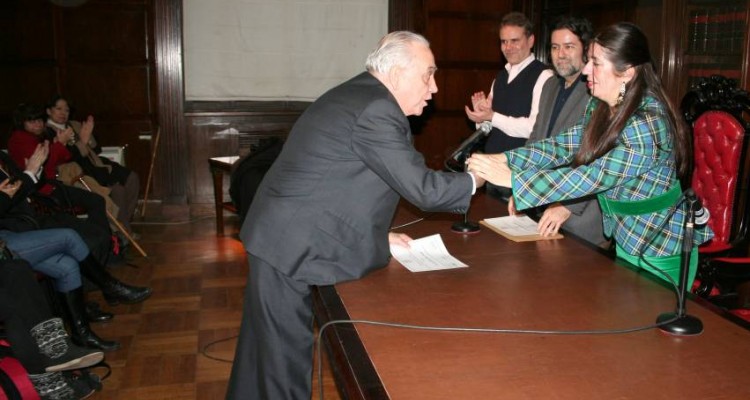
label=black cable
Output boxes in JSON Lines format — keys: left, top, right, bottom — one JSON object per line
{"left": 315, "top": 315, "right": 679, "bottom": 400}
{"left": 634, "top": 191, "right": 691, "bottom": 307}
{"left": 200, "top": 334, "right": 238, "bottom": 363}
{"left": 313, "top": 190, "right": 694, "bottom": 400}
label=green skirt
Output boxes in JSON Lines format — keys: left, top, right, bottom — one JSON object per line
{"left": 615, "top": 244, "right": 699, "bottom": 288}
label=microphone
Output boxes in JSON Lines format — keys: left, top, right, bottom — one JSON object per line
{"left": 685, "top": 189, "right": 710, "bottom": 227}
{"left": 450, "top": 121, "right": 492, "bottom": 161}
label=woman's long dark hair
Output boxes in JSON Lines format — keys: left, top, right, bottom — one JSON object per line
{"left": 573, "top": 22, "right": 690, "bottom": 179}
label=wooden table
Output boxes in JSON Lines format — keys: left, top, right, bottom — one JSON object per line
{"left": 313, "top": 193, "right": 750, "bottom": 400}
{"left": 208, "top": 156, "right": 239, "bottom": 236}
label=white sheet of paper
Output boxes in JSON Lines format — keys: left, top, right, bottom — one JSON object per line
{"left": 389, "top": 234, "right": 468, "bottom": 272}
{"left": 482, "top": 215, "right": 540, "bottom": 236}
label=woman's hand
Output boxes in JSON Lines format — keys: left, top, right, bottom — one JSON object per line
{"left": 466, "top": 153, "right": 512, "bottom": 187}
{"left": 388, "top": 232, "right": 413, "bottom": 249}
{"left": 24, "top": 141, "right": 49, "bottom": 173}
{"left": 507, "top": 196, "right": 518, "bottom": 216}
{"left": 537, "top": 203, "right": 571, "bottom": 237}
{"left": 78, "top": 115, "right": 95, "bottom": 145}
{"left": 54, "top": 127, "right": 75, "bottom": 144}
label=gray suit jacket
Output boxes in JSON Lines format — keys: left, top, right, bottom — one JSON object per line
{"left": 240, "top": 72, "right": 473, "bottom": 285}
{"left": 529, "top": 76, "right": 589, "bottom": 143}
{"left": 527, "top": 76, "right": 606, "bottom": 246}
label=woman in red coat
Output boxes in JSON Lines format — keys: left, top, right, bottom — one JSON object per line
{"left": 8, "top": 104, "right": 111, "bottom": 236}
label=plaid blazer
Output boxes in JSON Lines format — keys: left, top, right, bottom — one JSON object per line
{"left": 506, "top": 95, "right": 713, "bottom": 257}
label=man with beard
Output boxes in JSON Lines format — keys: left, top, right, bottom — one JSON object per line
{"left": 522, "top": 15, "right": 607, "bottom": 247}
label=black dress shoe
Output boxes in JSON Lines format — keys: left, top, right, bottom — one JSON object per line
{"left": 85, "top": 301, "right": 114, "bottom": 323}
{"left": 102, "top": 282, "right": 153, "bottom": 306}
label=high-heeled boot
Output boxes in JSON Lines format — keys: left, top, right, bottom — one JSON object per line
{"left": 58, "top": 288, "right": 120, "bottom": 352}
{"left": 78, "top": 255, "right": 152, "bottom": 305}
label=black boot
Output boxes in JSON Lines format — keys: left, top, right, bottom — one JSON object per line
{"left": 78, "top": 255, "right": 152, "bottom": 305}
{"left": 85, "top": 301, "right": 114, "bottom": 323}
{"left": 58, "top": 288, "right": 120, "bottom": 352}
{"left": 29, "top": 317, "right": 104, "bottom": 372}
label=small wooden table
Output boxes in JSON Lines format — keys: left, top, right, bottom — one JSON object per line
{"left": 208, "top": 156, "right": 239, "bottom": 236}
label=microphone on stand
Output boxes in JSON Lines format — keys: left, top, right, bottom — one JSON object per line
{"left": 693, "top": 201, "right": 710, "bottom": 227}
{"left": 449, "top": 121, "right": 493, "bottom": 163}
{"left": 448, "top": 121, "right": 492, "bottom": 234}
{"left": 656, "top": 188, "right": 705, "bottom": 336}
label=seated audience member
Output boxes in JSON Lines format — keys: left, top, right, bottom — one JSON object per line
{"left": 1, "top": 138, "right": 111, "bottom": 268}
{"left": 46, "top": 95, "right": 140, "bottom": 238}
{"left": 0, "top": 227, "right": 121, "bottom": 352}
{"left": 8, "top": 104, "right": 112, "bottom": 238}
{"left": 522, "top": 15, "right": 606, "bottom": 247}
{"left": 0, "top": 258, "right": 104, "bottom": 399}
{"left": 0, "top": 134, "right": 152, "bottom": 326}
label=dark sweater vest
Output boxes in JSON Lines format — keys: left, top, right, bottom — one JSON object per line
{"left": 484, "top": 59, "right": 548, "bottom": 154}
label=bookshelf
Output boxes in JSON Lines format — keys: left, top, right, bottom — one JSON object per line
{"left": 684, "top": 1, "right": 748, "bottom": 90}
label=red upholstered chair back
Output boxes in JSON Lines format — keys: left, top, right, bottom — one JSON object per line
{"left": 682, "top": 75, "right": 750, "bottom": 256}
{"left": 691, "top": 111, "right": 746, "bottom": 246}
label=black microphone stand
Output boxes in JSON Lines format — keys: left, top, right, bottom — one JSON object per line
{"left": 450, "top": 160, "right": 480, "bottom": 234}
{"left": 656, "top": 195, "right": 703, "bottom": 335}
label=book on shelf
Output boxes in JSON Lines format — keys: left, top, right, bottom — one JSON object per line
{"left": 687, "top": 5, "right": 746, "bottom": 54}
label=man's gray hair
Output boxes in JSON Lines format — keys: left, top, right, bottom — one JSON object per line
{"left": 365, "top": 31, "right": 430, "bottom": 74}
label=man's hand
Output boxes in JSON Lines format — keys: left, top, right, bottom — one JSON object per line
{"left": 464, "top": 91, "right": 494, "bottom": 123}
{"left": 0, "top": 179, "right": 21, "bottom": 198}
{"left": 537, "top": 203, "right": 571, "bottom": 237}
{"left": 467, "top": 171, "right": 486, "bottom": 190}
{"left": 388, "top": 232, "right": 413, "bottom": 249}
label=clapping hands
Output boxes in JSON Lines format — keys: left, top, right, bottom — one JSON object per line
{"left": 78, "top": 115, "right": 95, "bottom": 145}
{"left": 25, "top": 141, "right": 50, "bottom": 174}
{"left": 464, "top": 91, "right": 494, "bottom": 123}
{"left": 54, "top": 126, "right": 75, "bottom": 144}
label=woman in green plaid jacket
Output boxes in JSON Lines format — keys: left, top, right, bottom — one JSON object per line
{"left": 467, "top": 22, "right": 713, "bottom": 287}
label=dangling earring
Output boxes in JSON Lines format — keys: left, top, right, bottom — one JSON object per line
{"left": 616, "top": 81, "right": 626, "bottom": 106}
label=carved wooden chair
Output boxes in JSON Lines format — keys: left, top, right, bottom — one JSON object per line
{"left": 681, "top": 75, "right": 750, "bottom": 306}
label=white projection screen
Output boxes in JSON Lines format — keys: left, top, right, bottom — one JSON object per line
{"left": 183, "top": 0, "right": 388, "bottom": 101}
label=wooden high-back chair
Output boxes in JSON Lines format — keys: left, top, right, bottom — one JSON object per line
{"left": 681, "top": 75, "right": 750, "bottom": 301}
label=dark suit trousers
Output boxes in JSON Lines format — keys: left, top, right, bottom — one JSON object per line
{"left": 226, "top": 253, "right": 314, "bottom": 400}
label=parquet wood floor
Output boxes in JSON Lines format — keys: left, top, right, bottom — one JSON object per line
{"left": 85, "top": 213, "right": 341, "bottom": 399}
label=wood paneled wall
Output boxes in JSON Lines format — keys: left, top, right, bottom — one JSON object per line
{"left": 2, "top": 0, "right": 742, "bottom": 210}
{"left": 0, "top": 0, "right": 157, "bottom": 196}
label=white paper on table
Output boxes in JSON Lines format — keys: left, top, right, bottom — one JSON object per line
{"left": 389, "top": 233, "right": 468, "bottom": 272}
{"left": 482, "top": 215, "right": 541, "bottom": 236}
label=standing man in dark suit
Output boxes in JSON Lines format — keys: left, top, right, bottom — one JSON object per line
{"left": 520, "top": 15, "right": 606, "bottom": 247}
{"left": 226, "top": 31, "right": 483, "bottom": 400}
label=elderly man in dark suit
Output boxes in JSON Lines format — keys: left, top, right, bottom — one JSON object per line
{"left": 226, "top": 31, "right": 483, "bottom": 399}
{"left": 522, "top": 15, "right": 606, "bottom": 247}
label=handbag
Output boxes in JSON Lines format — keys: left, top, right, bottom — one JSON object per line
{"left": 0, "top": 340, "right": 40, "bottom": 400}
